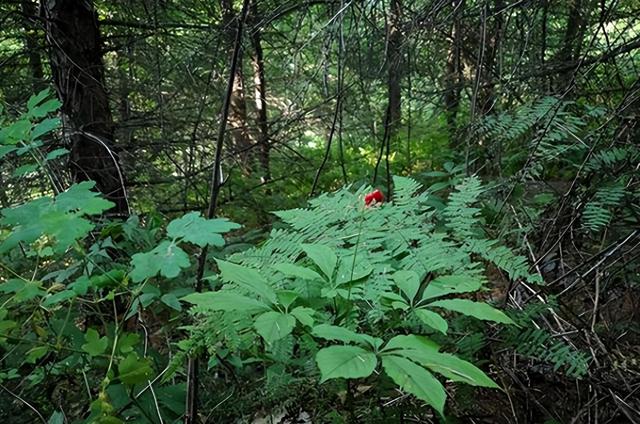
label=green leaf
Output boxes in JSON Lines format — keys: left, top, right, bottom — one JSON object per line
{"left": 25, "top": 346, "right": 48, "bottom": 364}
{"left": 427, "top": 299, "right": 514, "bottom": 324}
{"left": 44, "top": 148, "right": 69, "bottom": 161}
{"left": 161, "top": 293, "right": 182, "bottom": 311}
{"left": 216, "top": 260, "right": 277, "bottom": 304}
{"left": 254, "top": 311, "right": 296, "bottom": 344}
{"left": 130, "top": 241, "right": 191, "bottom": 282}
{"left": 27, "top": 88, "right": 52, "bottom": 110}
{"left": 47, "top": 411, "right": 64, "bottom": 424}
{"left": 302, "top": 244, "right": 337, "bottom": 280}
{"left": 118, "top": 353, "right": 153, "bottom": 385}
{"left": 42, "top": 290, "right": 76, "bottom": 307}
{"left": 392, "top": 270, "right": 421, "bottom": 302}
{"left": 82, "top": 328, "right": 109, "bottom": 357}
{"left": 29, "top": 98, "right": 62, "bottom": 118}
{"left": 117, "top": 333, "right": 140, "bottom": 354}
{"left": 31, "top": 117, "right": 61, "bottom": 140}
{"left": 395, "top": 349, "right": 498, "bottom": 388}
{"left": 0, "top": 145, "right": 17, "bottom": 159}
{"left": 276, "top": 290, "right": 299, "bottom": 308}
{"left": 383, "top": 334, "right": 440, "bottom": 353}
{"left": 181, "top": 291, "right": 269, "bottom": 312}
{"left": 312, "top": 324, "right": 377, "bottom": 346}
{"left": 382, "top": 355, "right": 446, "bottom": 415}
{"left": 272, "top": 263, "right": 324, "bottom": 281}
{"left": 13, "top": 163, "right": 38, "bottom": 177}
{"left": 420, "top": 275, "right": 483, "bottom": 301}
{"left": 290, "top": 306, "right": 315, "bottom": 327}
{"left": 415, "top": 309, "right": 448, "bottom": 334}
{"left": 316, "top": 345, "right": 377, "bottom": 382}
{"left": 166, "top": 212, "right": 240, "bottom": 247}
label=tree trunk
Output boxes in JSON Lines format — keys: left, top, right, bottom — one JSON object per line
{"left": 556, "top": 0, "right": 591, "bottom": 90}
{"left": 476, "top": 0, "right": 503, "bottom": 116}
{"left": 248, "top": 0, "right": 270, "bottom": 185}
{"left": 41, "top": 0, "right": 128, "bottom": 215}
{"left": 386, "top": 0, "right": 403, "bottom": 136}
{"left": 21, "top": 0, "right": 44, "bottom": 92}
{"left": 443, "top": 0, "right": 463, "bottom": 132}
{"left": 221, "top": 0, "right": 251, "bottom": 173}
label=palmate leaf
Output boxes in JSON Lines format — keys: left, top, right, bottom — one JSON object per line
{"left": 167, "top": 212, "right": 240, "bottom": 247}
{"left": 316, "top": 345, "right": 377, "bottom": 382}
{"left": 81, "top": 328, "right": 108, "bottom": 357}
{"left": 0, "top": 182, "right": 113, "bottom": 254}
{"left": 130, "top": 241, "right": 190, "bottom": 282}
{"left": 427, "top": 299, "right": 515, "bottom": 324}
{"left": 118, "top": 353, "right": 153, "bottom": 385}
{"left": 381, "top": 355, "right": 446, "bottom": 415}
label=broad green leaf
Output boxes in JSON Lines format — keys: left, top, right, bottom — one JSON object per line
{"left": 117, "top": 333, "right": 140, "bottom": 354}
{"left": 27, "top": 88, "right": 52, "bottom": 110}
{"left": 383, "top": 334, "right": 440, "bottom": 353}
{"left": 427, "top": 299, "right": 514, "bottom": 324}
{"left": 272, "top": 263, "right": 324, "bottom": 281}
{"left": 415, "top": 309, "right": 448, "bottom": 334}
{"left": 29, "top": 98, "right": 62, "bottom": 118}
{"left": 312, "top": 324, "right": 378, "bottom": 347}
{"left": 54, "top": 181, "right": 114, "bottom": 214}
{"left": 82, "top": 328, "right": 108, "bottom": 357}
{"left": 316, "top": 345, "right": 377, "bottom": 382}
{"left": 216, "top": 260, "right": 277, "bottom": 304}
{"left": 0, "top": 182, "right": 113, "bottom": 254}
{"left": 254, "top": 311, "right": 296, "bottom": 344}
{"left": 42, "top": 290, "right": 76, "bottom": 307}
{"left": 290, "top": 306, "right": 315, "bottom": 327}
{"left": 394, "top": 349, "right": 498, "bottom": 388}
{"left": 118, "top": 353, "right": 153, "bottom": 385}
{"left": 0, "top": 145, "right": 17, "bottom": 159}
{"left": 382, "top": 355, "right": 446, "bottom": 415}
{"left": 392, "top": 270, "right": 420, "bottom": 302}
{"left": 276, "top": 290, "right": 298, "bottom": 308}
{"left": 180, "top": 291, "right": 269, "bottom": 312}
{"left": 161, "top": 293, "right": 182, "bottom": 311}
{"left": 302, "top": 244, "right": 337, "bottom": 280}
{"left": 25, "top": 346, "right": 48, "bottom": 364}
{"left": 130, "top": 241, "right": 190, "bottom": 282}
{"left": 44, "top": 148, "right": 68, "bottom": 161}
{"left": 13, "top": 164, "right": 38, "bottom": 177}
{"left": 31, "top": 117, "right": 61, "bottom": 140}
{"left": 167, "top": 212, "right": 240, "bottom": 247}
{"left": 47, "top": 411, "right": 64, "bottom": 424}
{"left": 420, "top": 275, "right": 483, "bottom": 301}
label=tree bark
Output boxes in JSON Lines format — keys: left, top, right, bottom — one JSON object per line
{"left": 41, "top": 0, "right": 128, "bottom": 215}
{"left": 248, "top": 0, "right": 270, "bottom": 185}
{"left": 386, "top": 0, "right": 403, "bottom": 136}
{"left": 443, "top": 0, "right": 463, "bottom": 132}
{"left": 221, "top": 0, "right": 252, "bottom": 173}
{"left": 21, "top": 0, "right": 44, "bottom": 92}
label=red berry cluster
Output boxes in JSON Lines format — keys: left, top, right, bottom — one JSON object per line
{"left": 364, "top": 189, "right": 384, "bottom": 206}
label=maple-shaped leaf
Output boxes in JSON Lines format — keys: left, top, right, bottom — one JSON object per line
{"left": 130, "top": 241, "right": 191, "bottom": 282}
{"left": 166, "top": 212, "right": 240, "bottom": 247}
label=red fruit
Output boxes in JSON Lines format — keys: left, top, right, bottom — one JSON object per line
{"left": 364, "top": 189, "right": 384, "bottom": 206}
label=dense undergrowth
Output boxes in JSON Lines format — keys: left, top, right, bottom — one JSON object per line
{"left": 1, "top": 88, "right": 639, "bottom": 424}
